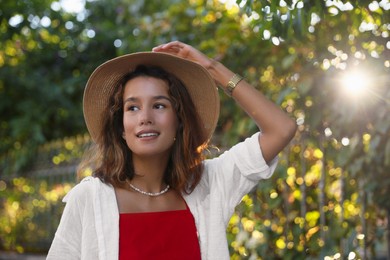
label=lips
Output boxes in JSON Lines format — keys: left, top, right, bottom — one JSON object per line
{"left": 136, "top": 130, "right": 160, "bottom": 138}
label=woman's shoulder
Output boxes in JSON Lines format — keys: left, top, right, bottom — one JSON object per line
{"left": 204, "top": 132, "right": 261, "bottom": 163}
{"left": 202, "top": 132, "right": 276, "bottom": 180}
{"left": 75, "top": 176, "right": 102, "bottom": 190}
{"left": 63, "top": 176, "right": 111, "bottom": 203}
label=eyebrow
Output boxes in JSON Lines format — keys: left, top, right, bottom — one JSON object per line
{"left": 123, "top": 95, "right": 172, "bottom": 104}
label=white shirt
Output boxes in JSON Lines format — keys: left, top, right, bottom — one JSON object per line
{"left": 47, "top": 132, "right": 277, "bottom": 260}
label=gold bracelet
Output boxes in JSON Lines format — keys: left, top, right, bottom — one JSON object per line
{"left": 225, "top": 74, "right": 243, "bottom": 96}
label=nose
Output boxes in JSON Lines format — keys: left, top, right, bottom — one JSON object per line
{"left": 138, "top": 108, "right": 153, "bottom": 125}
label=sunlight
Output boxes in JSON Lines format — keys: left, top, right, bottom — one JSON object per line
{"left": 60, "top": 0, "right": 85, "bottom": 13}
{"left": 340, "top": 69, "right": 370, "bottom": 97}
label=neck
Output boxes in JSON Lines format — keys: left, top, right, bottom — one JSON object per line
{"left": 130, "top": 155, "right": 170, "bottom": 192}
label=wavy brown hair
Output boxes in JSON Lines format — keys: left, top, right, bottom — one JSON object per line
{"left": 78, "top": 65, "right": 207, "bottom": 194}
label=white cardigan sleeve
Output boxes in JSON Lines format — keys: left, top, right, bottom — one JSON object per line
{"left": 46, "top": 178, "right": 97, "bottom": 260}
{"left": 203, "top": 132, "right": 277, "bottom": 217}
{"left": 47, "top": 177, "right": 119, "bottom": 260}
{"left": 185, "top": 132, "right": 278, "bottom": 259}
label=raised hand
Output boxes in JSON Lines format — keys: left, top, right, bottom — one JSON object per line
{"left": 152, "top": 41, "right": 214, "bottom": 70}
{"left": 155, "top": 40, "right": 297, "bottom": 163}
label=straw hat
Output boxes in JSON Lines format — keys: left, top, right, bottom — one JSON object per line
{"left": 83, "top": 52, "right": 220, "bottom": 145}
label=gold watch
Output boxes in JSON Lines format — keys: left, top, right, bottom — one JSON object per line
{"left": 225, "top": 74, "right": 243, "bottom": 96}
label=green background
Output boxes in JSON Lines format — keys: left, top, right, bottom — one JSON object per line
{"left": 0, "top": 0, "right": 389, "bottom": 259}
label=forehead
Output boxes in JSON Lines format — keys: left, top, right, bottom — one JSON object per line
{"left": 123, "top": 76, "right": 169, "bottom": 96}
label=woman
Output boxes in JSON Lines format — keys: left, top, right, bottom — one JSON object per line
{"left": 47, "top": 41, "right": 297, "bottom": 259}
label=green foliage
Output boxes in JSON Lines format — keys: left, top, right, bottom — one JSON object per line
{"left": 0, "top": 0, "right": 389, "bottom": 258}
{"left": 0, "top": 176, "right": 73, "bottom": 253}
{"left": 0, "top": 1, "right": 96, "bottom": 174}
{"left": 0, "top": 135, "right": 86, "bottom": 252}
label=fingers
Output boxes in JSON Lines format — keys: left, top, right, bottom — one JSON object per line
{"left": 152, "top": 41, "right": 210, "bottom": 68}
{"left": 152, "top": 41, "right": 186, "bottom": 53}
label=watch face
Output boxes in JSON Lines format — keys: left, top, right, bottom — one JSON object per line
{"left": 226, "top": 74, "right": 243, "bottom": 96}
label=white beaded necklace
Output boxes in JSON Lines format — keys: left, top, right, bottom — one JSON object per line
{"left": 128, "top": 182, "right": 170, "bottom": 197}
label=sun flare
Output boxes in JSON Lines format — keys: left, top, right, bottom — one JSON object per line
{"left": 340, "top": 70, "right": 370, "bottom": 97}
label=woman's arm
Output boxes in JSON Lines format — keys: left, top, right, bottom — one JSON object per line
{"left": 153, "top": 41, "right": 297, "bottom": 163}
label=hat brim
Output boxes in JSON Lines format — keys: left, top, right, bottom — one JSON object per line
{"left": 83, "top": 52, "right": 220, "bottom": 145}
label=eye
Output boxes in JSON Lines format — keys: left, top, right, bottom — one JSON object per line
{"left": 154, "top": 103, "right": 166, "bottom": 109}
{"left": 126, "top": 105, "right": 139, "bottom": 111}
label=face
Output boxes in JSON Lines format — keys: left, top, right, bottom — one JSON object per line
{"left": 122, "top": 76, "right": 179, "bottom": 160}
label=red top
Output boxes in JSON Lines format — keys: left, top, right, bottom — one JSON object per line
{"left": 119, "top": 204, "right": 201, "bottom": 260}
